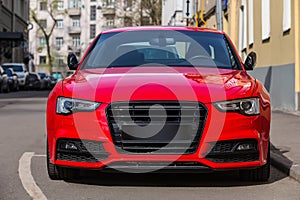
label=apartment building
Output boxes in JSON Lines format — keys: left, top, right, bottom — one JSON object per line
{"left": 0, "top": 0, "right": 29, "bottom": 64}
{"left": 29, "top": 0, "right": 152, "bottom": 74}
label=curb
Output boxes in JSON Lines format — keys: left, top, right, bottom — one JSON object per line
{"left": 270, "top": 144, "right": 300, "bottom": 183}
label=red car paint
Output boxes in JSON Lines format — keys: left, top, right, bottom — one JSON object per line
{"left": 47, "top": 27, "right": 270, "bottom": 178}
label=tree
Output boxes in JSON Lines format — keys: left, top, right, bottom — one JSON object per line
{"left": 31, "top": 0, "right": 59, "bottom": 73}
{"left": 141, "top": 0, "right": 162, "bottom": 25}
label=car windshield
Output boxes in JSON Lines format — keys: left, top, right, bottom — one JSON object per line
{"left": 38, "top": 73, "right": 46, "bottom": 79}
{"left": 29, "top": 74, "right": 37, "bottom": 79}
{"left": 81, "top": 30, "right": 241, "bottom": 70}
{"left": 2, "top": 65, "right": 23, "bottom": 72}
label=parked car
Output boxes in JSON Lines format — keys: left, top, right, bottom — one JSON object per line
{"left": 38, "top": 72, "right": 51, "bottom": 90}
{"left": 0, "top": 66, "right": 10, "bottom": 93}
{"left": 48, "top": 75, "right": 57, "bottom": 88}
{"left": 4, "top": 68, "right": 19, "bottom": 91}
{"left": 50, "top": 72, "right": 63, "bottom": 82}
{"left": 28, "top": 73, "right": 42, "bottom": 90}
{"left": 1, "top": 63, "right": 29, "bottom": 89}
{"left": 47, "top": 27, "right": 270, "bottom": 181}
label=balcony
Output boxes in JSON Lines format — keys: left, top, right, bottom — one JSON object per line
{"left": 102, "top": 7, "right": 115, "bottom": 16}
{"left": 68, "top": 8, "right": 81, "bottom": 16}
{"left": 68, "top": 27, "right": 81, "bottom": 34}
{"left": 69, "top": 46, "right": 81, "bottom": 53}
{"left": 101, "top": 25, "right": 116, "bottom": 31}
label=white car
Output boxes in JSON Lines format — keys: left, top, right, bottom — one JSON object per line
{"left": 1, "top": 63, "right": 29, "bottom": 87}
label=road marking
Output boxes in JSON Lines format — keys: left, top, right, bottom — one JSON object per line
{"left": 19, "top": 152, "right": 47, "bottom": 200}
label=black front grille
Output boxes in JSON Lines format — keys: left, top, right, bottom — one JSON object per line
{"left": 106, "top": 101, "right": 207, "bottom": 154}
{"left": 56, "top": 139, "right": 109, "bottom": 162}
{"left": 206, "top": 139, "right": 259, "bottom": 163}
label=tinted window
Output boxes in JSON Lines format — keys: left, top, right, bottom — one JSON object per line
{"left": 2, "top": 65, "right": 23, "bottom": 72}
{"left": 38, "top": 73, "right": 46, "bottom": 79}
{"left": 81, "top": 30, "right": 240, "bottom": 70}
{"left": 4, "top": 69, "right": 13, "bottom": 76}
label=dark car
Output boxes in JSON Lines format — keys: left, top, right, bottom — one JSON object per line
{"left": 0, "top": 66, "right": 10, "bottom": 93}
{"left": 4, "top": 68, "right": 19, "bottom": 91}
{"left": 48, "top": 75, "right": 57, "bottom": 88}
{"left": 28, "top": 73, "right": 42, "bottom": 90}
{"left": 38, "top": 72, "right": 51, "bottom": 90}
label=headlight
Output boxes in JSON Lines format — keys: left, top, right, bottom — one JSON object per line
{"left": 214, "top": 98, "right": 260, "bottom": 115}
{"left": 56, "top": 97, "right": 100, "bottom": 115}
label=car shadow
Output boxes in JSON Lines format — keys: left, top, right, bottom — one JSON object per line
{"left": 65, "top": 166, "right": 288, "bottom": 187}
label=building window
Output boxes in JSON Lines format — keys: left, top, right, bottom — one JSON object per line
{"left": 40, "top": 2, "right": 47, "bottom": 10}
{"left": 39, "top": 19, "right": 47, "bottom": 28}
{"left": 124, "top": 0, "right": 132, "bottom": 8}
{"left": 56, "top": 1, "right": 64, "bottom": 10}
{"left": 90, "top": 24, "right": 96, "bottom": 39}
{"left": 56, "top": 56, "right": 64, "bottom": 65}
{"left": 72, "top": 35, "right": 81, "bottom": 49}
{"left": 103, "top": 0, "right": 114, "bottom": 8}
{"left": 72, "top": 18, "right": 80, "bottom": 27}
{"left": 55, "top": 37, "right": 64, "bottom": 48}
{"left": 39, "top": 56, "right": 47, "bottom": 64}
{"left": 124, "top": 17, "right": 132, "bottom": 27}
{"left": 262, "top": 0, "right": 270, "bottom": 40}
{"left": 283, "top": 0, "right": 291, "bottom": 32}
{"left": 39, "top": 37, "right": 46, "bottom": 46}
{"left": 90, "top": 5, "right": 96, "bottom": 20}
{"left": 106, "top": 16, "right": 114, "bottom": 27}
{"left": 142, "top": 16, "right": 150, "bottom": 25}
{"left": 69, "top": 0, "right": 81, "bottom": 9}
{"left": 57, "top": 19, "right": 64, "bottom": 29}
{"left": 91, "top": 0, "right": 96, "bottom": 2}
{"left": 248, "top": 0, "right": 254, "bottom": 45}
{"left": 239, "top": 0, "right": 247, "bottom": 54}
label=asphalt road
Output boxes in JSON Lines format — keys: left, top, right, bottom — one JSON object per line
{"left": 0, "top": 91, "right": 300, "bottom": 200}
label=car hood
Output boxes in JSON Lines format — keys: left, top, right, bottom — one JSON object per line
{"left": 62, "top": 67, "right": 255, "bottom": 104}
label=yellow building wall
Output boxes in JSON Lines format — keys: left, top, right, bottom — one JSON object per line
{"left": 295, "top": 0, "right": 300, "bottom": 93}
{"left": 249, "top": 0, "right": 295, "bottom": 67}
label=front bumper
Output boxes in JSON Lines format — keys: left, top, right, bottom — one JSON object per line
{"left": 47, "top": 102, "right": 270, "bottom": 171}
{"left": 18, "top": 77, "right": 26, "bottom": 86}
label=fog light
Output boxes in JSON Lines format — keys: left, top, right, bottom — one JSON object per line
{"left": 236, "top": 143, "right": 255, "bottom": 151}
{"left": 61, "top": 141, "right": 78, "bottom": 151}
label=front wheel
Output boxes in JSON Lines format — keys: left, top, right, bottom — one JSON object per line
{"left": 47, "top": 141, "right": 79, "bottom": 180}
{"left": 47, "top": 142, "right": 62, "bottom": 180}
{"left": 239, "top": 142, "right": 270, "bottom": 182}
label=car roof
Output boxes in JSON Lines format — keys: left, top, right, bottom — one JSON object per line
{"left": 101, "top": 26, "right": 224, "bottom": 35}
{"left": 2, "top": 63, "right": 24, "bottom": 65}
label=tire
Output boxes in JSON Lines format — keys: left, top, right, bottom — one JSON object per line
{"left": 239, "top": 142, "right": 270, "bottom": 182}
{"left": 0, "top": 84, "right": 3, "bottom": 93}
{"left": 47, "top": 143, "right": 62, "bottom": 180}
{"left": 47, "top": 141, "right": 79, "bottom": 180}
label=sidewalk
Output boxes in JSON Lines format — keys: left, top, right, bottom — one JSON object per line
{"left": 270, "top": 111, "right": 300, "bottom": 182}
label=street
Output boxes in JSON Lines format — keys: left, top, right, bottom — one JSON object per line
{"left": 0, "top": 91, "right": 300, "bottom": 200}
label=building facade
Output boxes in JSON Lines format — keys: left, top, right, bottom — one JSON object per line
{"left": 29, "top": 0, "right": 152, "bottom": 74}
{"left": 0, "top": 0, "right": 29, "bottom": 65}
{"left": 162, "top": 0, "right": 300, "bottom": 112}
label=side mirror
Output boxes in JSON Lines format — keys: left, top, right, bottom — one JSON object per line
{"left": 67, "top": 53, "right": 79, "bottom": 70}
{"left": 244, "top": 52, "right": 257, "bottom": 70}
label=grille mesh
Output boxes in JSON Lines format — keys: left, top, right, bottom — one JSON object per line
{"left": 106, "top": 101, "right": 207, "bottom": 154}
{"left": 206, "top": 139, "right": 259, "bottom": 163}
{"left": 56, "top": 139, "right": 108, "bottom": 162}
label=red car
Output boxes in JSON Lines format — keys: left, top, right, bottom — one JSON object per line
{"left": 47, "top": 27, "right": 270, "bottom": 181}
